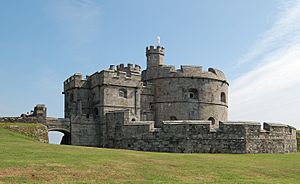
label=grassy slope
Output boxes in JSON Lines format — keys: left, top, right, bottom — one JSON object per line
{"left": 0, "top": 128, "right": 299, "bottom": 184}
{"left": 0, "top": 123, "right": 48, "bottom": 143}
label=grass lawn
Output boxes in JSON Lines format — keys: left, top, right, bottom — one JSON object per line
{"left": 0, "top": 128, "right": 299, "bottom": 184}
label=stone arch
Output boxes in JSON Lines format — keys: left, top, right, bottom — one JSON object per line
{"left": 208, "top": 117, "right": 216, "bottom": 125}
{"left": 48, "top": 128, "right": 71, "bottom": 145}
{"left": 221, "top": 92, "right": 226, "bottom": 103}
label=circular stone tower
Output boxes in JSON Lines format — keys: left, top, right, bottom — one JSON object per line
{"left": 142, "top": 45, "right": 228, "bottom": 127}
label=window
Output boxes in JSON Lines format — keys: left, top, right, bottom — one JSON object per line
{"left": 70, "top": 93, "right": 74, "bottom": 101}
{"left": 94, "top": 108, "right": 99, "bottom": 116}
{"left": 170, "top": 116, "right": 178, "bottom": 120}
{"left": 149, "top": 103, "right": 154, "bottom": 110}
{"left": 221, "top": 92, "right": 226, "bottom": 103}
{"left": 119, "top": 88, "right": 127, "bottom": 98}
{"left": 208, "top": 117, "right": 216, "bottom": 125}
{"left": 131, "top": 118, "right": 136, "bottom": 121}
{"left": 188, "top": 88, "right": 198, "bottom": 99}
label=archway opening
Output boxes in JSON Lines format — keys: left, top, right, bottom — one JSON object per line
{"left": 48, "top": 130, "right": 71, "bottom": 145}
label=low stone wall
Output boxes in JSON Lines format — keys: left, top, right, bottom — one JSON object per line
{"left": 244, "top": 122, "right": 297, "bottom": 153}
{"left": 0, "top": 117, "right": 40, "bottom": 123}
{"left": 105, "top": 111, "right": 297, "bottom": 153}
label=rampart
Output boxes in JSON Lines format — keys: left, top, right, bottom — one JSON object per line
{"left": 142, "top": 64, "right": 227, "bottom": 83}
{"left": 0, "top": 117, "right": 42, "bottom": 123}
{"left": 106, "top": 111, "right": 297, "bottom": 153}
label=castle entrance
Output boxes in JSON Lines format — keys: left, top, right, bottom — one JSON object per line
{"left": 48, "top": 129, "right": 71, "bottom": 145}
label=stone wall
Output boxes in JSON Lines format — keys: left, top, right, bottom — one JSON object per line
{"left": 46, "top": 117, "right": 70, "bottom": 132}
{"left": 0, "top": 117, "right": 44, "bottom": 124}
{"left": 105, "top": 111, "right": 297, "bottom": 153}
{"left": 70, "top": 115, "right": 100, "bottom": 146}
{"left": 244, "top": 122, "right": 297, "bottom": 153}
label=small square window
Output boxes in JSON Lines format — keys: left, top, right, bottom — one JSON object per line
{"left": 119, "top": 88, "right": 127, "bottom": 98}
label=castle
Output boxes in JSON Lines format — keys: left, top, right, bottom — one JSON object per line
{"left": 1, "top": 43, "right": 296, "bottom": 153}
{"left": 61, "top": 44, "right": 297, "bottom": 153}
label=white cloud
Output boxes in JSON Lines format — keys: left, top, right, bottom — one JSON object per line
{"left": 230, "top": 0, "right": 300, "bottom": 129}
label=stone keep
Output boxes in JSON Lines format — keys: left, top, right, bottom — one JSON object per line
{"left": 62, "top": 44, "right": 297, "bottom": 153}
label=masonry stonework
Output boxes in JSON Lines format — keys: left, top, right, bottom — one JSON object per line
{"left": 1, "top": 44, "right": 296, "bottom": 153}
{"left": 59, "top": 44, "right": 297, "bottom": 153}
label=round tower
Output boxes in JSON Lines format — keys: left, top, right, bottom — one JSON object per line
{"left": 146, "top": 46, "right": 164, "bottom": 68}
{"left": 152, "top": 73, "right": 228, "bottom": 127}
{"left": 143, "top": 45, "right": 228, "bottom": 128}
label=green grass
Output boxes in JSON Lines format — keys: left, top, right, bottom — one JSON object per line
{"left": 0, "top": 122, "right": 48, "bottom": 143}
{"left": 0, "top": 128, "right": 300, "bottom": 184}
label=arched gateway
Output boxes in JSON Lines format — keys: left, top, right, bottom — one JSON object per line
{"left": 46, "top": 117, "right": 71, "bottom": 145}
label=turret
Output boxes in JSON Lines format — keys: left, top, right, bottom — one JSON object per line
{"left": 33, "top": 104, "right": 47, "bottom": 118}
{"left": 146, "top": 45, "right": 164, "bottom": 68}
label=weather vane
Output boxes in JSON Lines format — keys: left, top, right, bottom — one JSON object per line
{"left": 157, "top": 36, "right": 160, "bottom": 46}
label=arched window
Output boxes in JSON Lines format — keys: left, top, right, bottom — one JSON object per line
{"left": 208, "top": 117, "right": 216, "bottom": 125}
{"left": 188, "top": 88, "right": 198, "bottom": 99}
{"left": 131, "top": 118, "right": 136, "bottom": 121}
{"left": 119, "top": 88, "right": 127, "bottom": 98}
{"left": 170, "top": 116, "right": 178, "bottom": 120}
{"left": 221, "top": 92, "right": 226, "bottom": 103}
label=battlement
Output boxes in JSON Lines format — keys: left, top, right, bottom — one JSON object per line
{"left": 64, "top": 73, "right": 88, "bottom": 90}
{"left": 146, "top": 46, "right": 164, "bottom": 56}
{"left": 64, "top": 73, "right": 83, "bottom": 84}
{"left": 108, "top": 63, "right": 141, "bottom": 74}
{"left": 143, "top": 65, "right": 227, "bottom": 82}
{"left": 87, "top": 67, "right": 142, "bottom": 89}
{"left": 103, "top": 64, "right": 142, "bottom": 81}
{"left": 62, "top": 43, "right": 296, "bottom": 153}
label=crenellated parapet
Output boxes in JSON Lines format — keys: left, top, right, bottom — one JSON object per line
{"left": 111, "top": 63, "right": 142, "bottom": 74}
{"left": 64, "top": 73, "right": 88, "bottom": 91}
{"left": 146, "top": 45, "right": 164, "bottom": 68}
{"left": 61, "top": 43, "right": 296, "bottom": 153}
{"left": 101, "top": 65, "right": 142, "bottom": 88}
{"left": 143, "top": 65, "right": 227, "bottom": 83}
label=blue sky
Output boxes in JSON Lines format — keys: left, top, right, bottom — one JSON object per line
{"left": 1, "top": 0, "right": 299, "bottom": 130}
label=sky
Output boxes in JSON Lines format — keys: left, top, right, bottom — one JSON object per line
{"left": 1, "top": 0, "right": 300, "bottom": 134}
